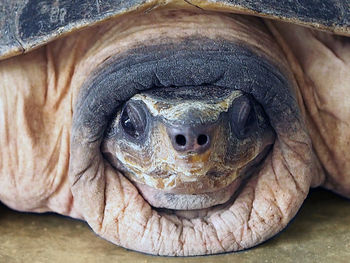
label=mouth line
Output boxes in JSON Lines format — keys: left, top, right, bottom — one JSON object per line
{"left": 134, "top": 175, "right": 244, "bottom": 211}
{"left": 138, "top": 169, "right": 239, "bottom": 194}
{"left": 129, "top": 144, "right": 272, "bottom": 214}
{"left": 154, "top": 174, "right": 252, "bottom": 220}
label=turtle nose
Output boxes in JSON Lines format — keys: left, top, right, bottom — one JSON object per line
{"left": 167, "top": 124, "right": 214, "bottom": 153}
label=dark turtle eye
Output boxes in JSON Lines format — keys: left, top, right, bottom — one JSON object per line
{"left": 230, "top": 95, "right": 256, "bottom": 139}
{"left": 120, "top": 101, "right": 147, "bottom": 138}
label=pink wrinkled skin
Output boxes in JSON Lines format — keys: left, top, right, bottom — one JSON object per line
{"left": 0, "top": 7, "right": 349, "bottom": 256}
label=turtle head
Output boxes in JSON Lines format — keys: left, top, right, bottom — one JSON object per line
{"left": 68, "top": 8, "right": 320, "bottom": 255}
{"left": 102, "top": 86, "right": 275, "bottom": 210}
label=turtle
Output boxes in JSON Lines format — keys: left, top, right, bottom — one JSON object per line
{"left": 0, "top": 0, "right": 349, "bottom": 257}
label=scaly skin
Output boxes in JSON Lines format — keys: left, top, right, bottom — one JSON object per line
{"left": 0, "top": 8, "right": 349, "bottom": 256}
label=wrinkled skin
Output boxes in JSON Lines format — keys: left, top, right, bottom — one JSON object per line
{"left": 0, "top": 7, "right": 350, "bottom": 256}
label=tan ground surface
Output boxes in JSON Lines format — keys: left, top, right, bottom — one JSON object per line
{"left": 0, "top": 188, "right": 349, "bottom": 263}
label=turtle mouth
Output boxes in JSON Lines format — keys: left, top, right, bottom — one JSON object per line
{"left": 133, "top": 175, "right": 244, "bottom": 213}
{"left": 126, "top": 144, "right": 272, "bottom": 213}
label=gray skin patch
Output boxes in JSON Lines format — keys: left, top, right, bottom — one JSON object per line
{"left": 72, "top": 37, "right": 299, "bottom": 140}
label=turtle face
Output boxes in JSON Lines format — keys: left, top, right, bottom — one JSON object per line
{"left": 68, "top": 8, "right": 316, "bottom": 256}
{"left": 102, "top": 86, "right": 275, "bottom": 210}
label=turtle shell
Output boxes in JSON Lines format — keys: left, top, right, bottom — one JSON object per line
{"left": 0, "top": 0, "right": 349, "bottom": 60}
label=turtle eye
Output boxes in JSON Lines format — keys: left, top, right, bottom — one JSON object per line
{"left": 230, "top": 95, "right": 257, "bottom": 139}
{"left": 120, "top": 101, "right": 147, "bottom": 139}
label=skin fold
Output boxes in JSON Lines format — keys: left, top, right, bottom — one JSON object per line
{"left": 0, "top": 7, "right": 349, "bottom": 256}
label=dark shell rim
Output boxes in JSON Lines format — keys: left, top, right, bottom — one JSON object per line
{"left": 0, "top": 0, "right": 349, "bottom": 60}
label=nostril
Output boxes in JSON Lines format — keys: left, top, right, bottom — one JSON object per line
{"left": 197, "top": 134, "right": 208, "bottom": 146}
{"left": 175, "top": 134, "right": 187, "bottom": 146}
